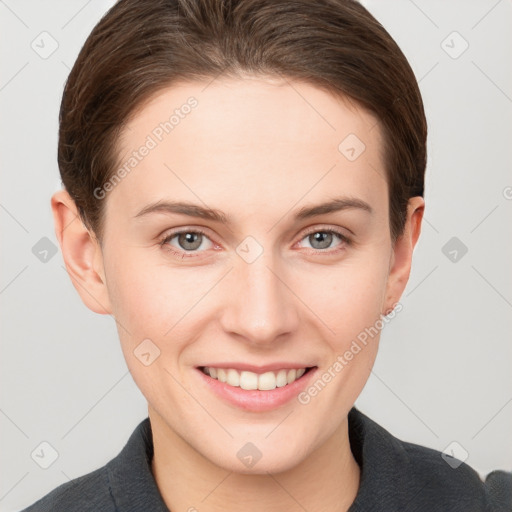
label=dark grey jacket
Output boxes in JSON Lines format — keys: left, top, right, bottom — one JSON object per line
{"left": 21, "top": 407, "right": 512, "bottom": 511}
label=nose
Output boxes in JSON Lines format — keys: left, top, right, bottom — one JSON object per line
{"left": 219, "top": 250, "right": 299, "bottom": 347}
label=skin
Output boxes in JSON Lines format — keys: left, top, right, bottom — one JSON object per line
{"left": 52, "top": 76, "right": 424, "bottom": 512}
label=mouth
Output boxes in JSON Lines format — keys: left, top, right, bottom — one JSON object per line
{"left": 198, "top": 366, "right": 315, "bottom": 391}
{"left": 195, "top": 364, "right": 318, "bottom": 412}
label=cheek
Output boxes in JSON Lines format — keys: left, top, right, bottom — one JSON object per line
{"left": 292, "top": 258, "right": 388, "bottom": 417}
{"left": 104, "top": 251, "right": 202, "bottom": 407}
{"left": 103, "top": 249, "right": 224, "bottom": 383}
{"left": 105, "top": 250, "right": 207, "bottom": 332}
{"left": 296, "top": 252, "right": 390, "bottom": 340}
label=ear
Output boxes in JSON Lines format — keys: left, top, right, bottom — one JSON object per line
{"left": 52, "top": 189, "right": 112, "bottom": 315}
{"left": 382, "top": 196, "right": 424, "bottom": 315}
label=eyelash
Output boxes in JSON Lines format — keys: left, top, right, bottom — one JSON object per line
{"left": 159, "top": 226, "right": 351, "bottom": 259}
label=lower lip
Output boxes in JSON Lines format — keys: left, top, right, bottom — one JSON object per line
{"left": 195, "top": 367, "right": 318, "bottom": 412}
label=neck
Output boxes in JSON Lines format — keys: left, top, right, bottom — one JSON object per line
{"left": 149, "top": 407, "right": 360, "bottom": 512}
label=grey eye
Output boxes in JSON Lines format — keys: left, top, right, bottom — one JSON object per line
{"left": 308, "top": 232, "right": 333, "bottom": 249}
{"left": 177, "top": 232, "right": 203, "bottom": 250}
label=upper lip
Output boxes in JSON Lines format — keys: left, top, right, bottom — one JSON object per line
{"left": 197, "top": 363, "right": 316, "bottom": 374}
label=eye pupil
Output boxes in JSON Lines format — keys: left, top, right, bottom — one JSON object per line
{"left": 309, "top": 232, "right": 332, "bottom": 249}
{"left": 178, "top": 232, "right": 202, "bottom": 250}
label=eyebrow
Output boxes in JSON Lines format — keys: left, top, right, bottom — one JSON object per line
{"left": 133, "top": 196, "right": 373, "bottom": 223}
{"left": 295, "top": 197, "right": 373, "bottom": 220}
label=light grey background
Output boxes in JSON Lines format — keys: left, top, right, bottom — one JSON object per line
{"left": 1, "top": 1, "right": 511, "bottom": 510}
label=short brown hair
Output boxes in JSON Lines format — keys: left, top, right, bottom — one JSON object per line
{"left": 59, "top": 0, "right": 427, "bottom": 242}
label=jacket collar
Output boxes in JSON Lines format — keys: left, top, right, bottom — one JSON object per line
{"left": 347, "top": 407, "right": 412, "bottom": 511}
{"left": 106, "top": 415, "right": 169, "bottom": 511}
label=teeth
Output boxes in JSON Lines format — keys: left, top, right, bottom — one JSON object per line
{"left": 240, "top": 371, "right": 258, "bottom": 390}
{"left": 226, "top": 369, "right": 240, "bottom": 387}
{"left": 257, "top": 371, "right": 276, "bottom": 391}
{"left": 202, "top": 366, "right": 309, "bottom": 391}
{"left": 276, "top": 369, "right": 288, "bottom": 387}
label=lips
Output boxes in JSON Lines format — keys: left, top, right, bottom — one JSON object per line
{"left": 195, "top": 364, "right": 318, "bottom": 412}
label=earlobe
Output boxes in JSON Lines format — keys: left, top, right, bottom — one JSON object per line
{"left": 382, "top": 196, "right": 425, "bottom": 315}
{"left": 52, "top": 189, "right": 112, "bottom": 315}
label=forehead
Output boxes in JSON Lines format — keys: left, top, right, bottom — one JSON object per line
{"left": 122, "top": 76, "right": 382, "bottom": 152}
{"left": 109, "top": 77, "right": 387, "bottom": 224}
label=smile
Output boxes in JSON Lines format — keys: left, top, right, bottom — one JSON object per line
{"left": 200, "top": 366, "right": 312, "bottom": 391}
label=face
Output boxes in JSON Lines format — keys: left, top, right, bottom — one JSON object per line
{"left": 68, "top": 77, "right": 420, "bottom": 474}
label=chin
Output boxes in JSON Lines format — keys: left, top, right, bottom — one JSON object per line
{"left": 221, "top": 452, "right": 306, "bottom": 476}
{"left": 201, "top": 435, "right": 313, "bottom": 476}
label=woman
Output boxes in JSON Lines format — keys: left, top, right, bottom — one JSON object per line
{"left": 22, "top": 0, "right": 511, "bottom": 510}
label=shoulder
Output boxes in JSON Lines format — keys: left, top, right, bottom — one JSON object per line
{"left": 348, "top": 408, "right": 512, "bottom": 511}
{"left": 400, "top": 437, "right": 512, "bottom": 510}
{"left": 20, "top": 418, "right": 165, "bottom": 512}
{"left": 20, "top": 465, "right": 115, "bottom": 512}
